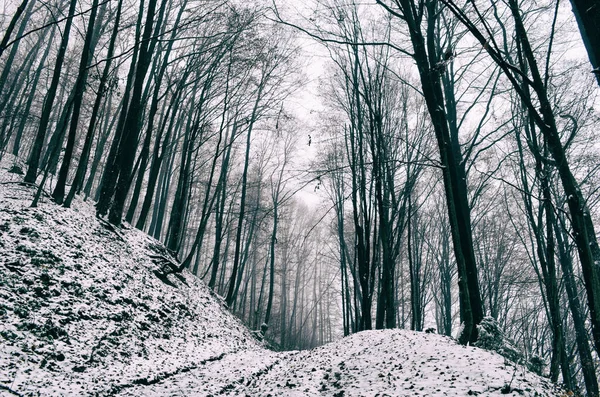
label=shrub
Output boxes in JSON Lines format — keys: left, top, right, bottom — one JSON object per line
{"left": 474, "top": 317, "right": 523, "bottom": 364}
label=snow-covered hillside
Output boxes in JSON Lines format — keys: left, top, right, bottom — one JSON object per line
{"left": 0, "top": 175, "right": 267, "bottom": 395}
{"left": 235, "top": 330, "right": 561, "bottom": 396}
{"left": 0, "top": 171, "right": 561, "bottom": 396}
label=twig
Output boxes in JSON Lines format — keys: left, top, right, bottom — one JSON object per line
{"left": 0, "top": 383, "right": 23, "bottom": 396}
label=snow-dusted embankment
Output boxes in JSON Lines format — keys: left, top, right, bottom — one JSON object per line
{"left": 233, "top": 329, "right": 561, "bottom": 396}
{"left": 0, "top": 178, "right": 270, "bottom": 396}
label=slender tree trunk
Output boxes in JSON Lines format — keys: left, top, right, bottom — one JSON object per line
{"left": 151, "top": 127, "right": 180, "bottom": 239}
{"left": 208, "top": 123, "right": 235, "bottom": 287}
{"left": 136, "top": 85, "right": 184, "bottom": 230}
{"left": 408, "top": 195, "right": 421, "bottom": 331}
{"left": 85, "top": 93, "right": 116, "bottom": 198}
{"left": 508, "top": 0, "right": 600, "bottom": 355}
{"left": 372, "top": 115, "right": 395, "bottom": 330}
{"left": 265, "top": 171, "right": 283, "bottom": 329}
{"left": 280, "top": 242, "right": 288, "bottom": 349}
{"left": 24, "top": 0, "right": 77, "bottom": 183}
{"left": 107, "top": 0, "right": 164, "bottom": 225}
{"left": 225, "top": 83, "right": 265, "bottom": 307}
{"left": 126, "top": 1, "right": 186, "bottom": 222}
{"left": 208, "top": 170, "right": 228, "bottom": 288}
{"left": 233, "top": 204, "right": 260, "bottom": 308}
{"left": 346, "top": 102, "right": 372, "bottom": 331}
{"left": 52, "top": 0, "right": 100, "bottom": 203}
{"left": 166, "top": 114, "right": 194, "bottom": 251}
{"left": 11, "top": 25, "right": 54, "bottom": 157}
{"left": 384, "top": 0, "right": 482, "bottom": 343}
{"left": 554, "top": 216, "right": 599, "bottom": 397}
{"left": 440, "top": 221, "right": 453, "bottom": 336}
{"left": 0, "top": 0, "right": 34, "bottom": 95}
{"left": 95, "top": 0, "right": 144, "bottom": 215}
{"left": 517, "top": 129, "right": 572, "bottom": 386}
{"left": 64, "top": 0, "right": 121, "bottom": 207}
{"left": 443, "top": 0, "right": 600, "bottom": 352}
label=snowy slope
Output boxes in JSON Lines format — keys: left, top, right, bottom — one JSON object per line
{"left": 0, "top": 169, "right": 562, "bottom": 397}
{"left": 233, "top": 330, "right": 561, "bottom": 396}
{"left": 0, "top": 176, "right": 265, "bottom": 396}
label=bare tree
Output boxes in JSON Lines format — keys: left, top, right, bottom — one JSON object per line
{"left": 443, "top": 0, "right": 600, "bottom": 358}
{"left": 24, "top": 0, "right": 78, "bottom": 184}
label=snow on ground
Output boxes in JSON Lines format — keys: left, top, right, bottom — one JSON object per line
{"left": 0, "top": 168, "right": 265, "bottom": 396}
{"left": 0, "top": 163, "right": 562, "bottom": 396}
{"left": 232, "top": 330, "right": 561, "bottom": 396}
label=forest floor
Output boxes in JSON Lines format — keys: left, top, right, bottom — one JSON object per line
{"left": 0, "top": 163, "right": 563, "bottom": 396}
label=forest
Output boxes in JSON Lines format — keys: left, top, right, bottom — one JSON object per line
{"left": 0, "top": 0, "right": 599, "bottom": 395}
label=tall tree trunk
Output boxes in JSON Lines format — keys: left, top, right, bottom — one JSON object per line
{"left": 85, "top": 92, "right": 117, "bottom": 198}
{"left": 126, "top": 0, "right": 186, "bottom": 223}
{"left": 151, "top": 127, "right": 181, "bottom": 239}
{"left": 265, "top": 159, "right": 287, "bottom": 329}
{"left": 569, "top": 0, "right": 600, "bottom": 86}
{"left": 24, "top": 0, "right": 77, "bottom": 183}
{"left": 107, "top": 0, "right": 164, "bottom": 225}
{"left": 443, "top": 0, "right": 600, "bottom": 352}
{"left": 371, "top": 111, "right": 395, "bottom": 330}
{"left": 408, "top": 195, "right": 423, "bottom": 331}
{"left": 136, "top": 85, "right": 184, "bottom": 230}
{"left": 64, "top": 0, "right": 121, "bottom": 207}
{"left": 95, "top": 0, "right": 144, "bottom": 215}
{"left": 0, "top": 0, "right": 34, "bottom": 96}
{"left": 515, "top": 123, "right": 572, "bottom": 388}
{"left": 208, "top": 162, "right": 229, "bottom": 289}
{"left": 225, "top": 83, "right": 265, "bottom": 307}
{"left": 165, "top": 113, "right": 194, "bottom": 252}
{"left": 207, "top": 123, "right": 235, "bottom": 285}
{"left": 554, "top": 215, "right": 599, "bottom": 397}
{"left": 52, "top": 0, "right": 100, "bottom": 203}
{"left": 382, "top": 0, "right": 483, "bottom": 343}
{"left": 11, "top": 25, "right": 54, "bottom": 157}
{"left": 279, "top": 242, "right": 288, "bottom": 349}
{"left": 508, "top": 0, "right": 600, "bottom": 355}
{"left": 345, "top": 69, "right": 373, "bottom": 331}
